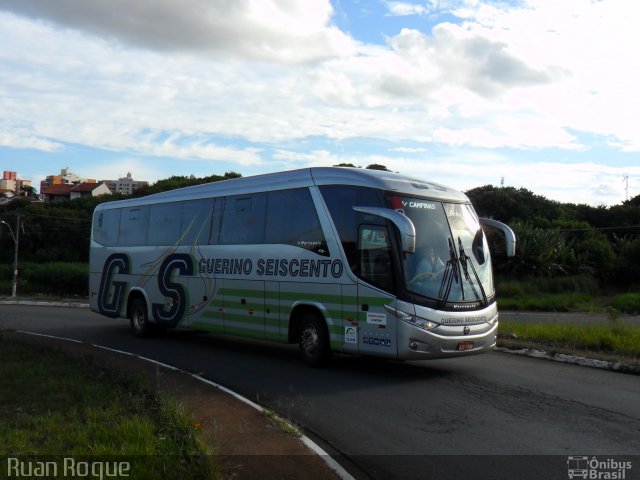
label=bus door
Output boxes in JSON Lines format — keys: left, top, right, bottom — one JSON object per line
{"left": 357, "top": 224, "right": 398, "bottom": 358}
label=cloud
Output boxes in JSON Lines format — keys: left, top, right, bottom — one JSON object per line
{"left": 385, "top": 0, "right": 469, "bottom": 17}
{"left": 0, "top": 0, "right": 355, "bottom": 64}
{"left": 385, "top": 1, "right": 431, "bottom": 16}
{"left": 388, "top": 25, "right": 558, "bottom": 98}
{"left": 0, "top": 131, "right": 64, "bottom": 152}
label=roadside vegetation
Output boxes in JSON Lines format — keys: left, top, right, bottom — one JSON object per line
{"left": 498, "top": 320, "right": 640, "bottom": 359}
{"left": 495, "top": 275, "right": 640, "bottom": 313}
{"left": 0, "top": 262, "right": 88, "bottom": 297}
{"left": 0, "top": 336, "right": 220, "bottom": 479}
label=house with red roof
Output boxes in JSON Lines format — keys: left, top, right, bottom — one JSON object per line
{"left": 41, "top": 182, "right": 111, "bottom": 202}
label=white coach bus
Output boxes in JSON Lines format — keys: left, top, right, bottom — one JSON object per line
{"left": 89, "top": 167, "right": 515, "bottom": 366}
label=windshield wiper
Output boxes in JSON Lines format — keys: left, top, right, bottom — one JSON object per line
{"left": 458, "top": 236, "right": 488, "bottom": 305}
{"left": 437, "top": 238, "right": 460, "bottom": 306}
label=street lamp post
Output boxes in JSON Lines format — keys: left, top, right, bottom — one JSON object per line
{"left": 0, "top": 216, "right": 20, "bottom": 298}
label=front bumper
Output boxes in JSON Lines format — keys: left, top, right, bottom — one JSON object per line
{"left": 397, "top": 320, "right": 498, "bottom": 360}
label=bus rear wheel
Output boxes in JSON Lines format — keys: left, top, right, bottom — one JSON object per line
{"left": 129, "top": 298, "right": 151, "bottom": 338}
{"left": 299, "top": 312, "right": 330, "bottom": 367}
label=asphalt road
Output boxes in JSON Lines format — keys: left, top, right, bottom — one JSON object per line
{"left": 2, "top": 305, "right": 639, "bottom": 480}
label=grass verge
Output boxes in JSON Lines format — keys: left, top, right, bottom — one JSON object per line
{"left": 498, "top": 320, "right": 640, "bottom": 369}
{"left": 261, "top": 409, "right": 302, "bottom": 439}
{"left": 0, "top": 336, "right": 220, "bottom": 479}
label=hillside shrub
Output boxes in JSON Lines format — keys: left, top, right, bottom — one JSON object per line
{"left": 0, "top": 262, "right": 88, "bottom": 297}
{"left": 609, "top": 293, "right": 640, "bottom": 315}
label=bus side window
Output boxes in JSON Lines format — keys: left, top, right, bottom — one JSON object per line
{"left": 180, "top": 199, "right": 213, "bottom": 245}
{"left": 219, "top": 193, "right": 267, "bottom": 245}
{"left": 93, "top": 209, "right": 121, "bottom": 246}
{"left": 266, "top": 188, "right": 328, "bottom": 255}
{"left": 208, "top": 198, "right": 223, "bottom": 245}
{"left": 148, "top": 203, "right": 182, "bottom": 246}
{"left": 119, "top": 206, "right": 149, "bottom": 246}
{"left": 358, "top": 225, "right": 394, "bottom": 293}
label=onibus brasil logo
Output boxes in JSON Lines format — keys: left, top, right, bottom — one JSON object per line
{"left": 567, "top": 456, "right": 632, "bottom": 480}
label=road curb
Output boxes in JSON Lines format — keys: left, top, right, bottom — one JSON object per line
{"left": 0, "top": 300, "right": 89, "bottom": 308}
{"left": 494, "top": 346, "right": 640, "bottom": 375}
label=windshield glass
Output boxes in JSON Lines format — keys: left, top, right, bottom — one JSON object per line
{"left": 392, "top": 197, "right": 494, "bottom": 306}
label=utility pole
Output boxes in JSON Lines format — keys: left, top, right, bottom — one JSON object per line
{"left": 0, "top": 215, "right": 20, "bottom": 297}
{"left": 623, "top": 174, "right": 629, "bottom": 201}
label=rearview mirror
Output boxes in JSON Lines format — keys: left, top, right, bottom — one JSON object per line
{"left": 479, "top": 218, "right": 516, "bottom": 257}
{"left": 353, "top": 206, "right": 416, "bottom": 253}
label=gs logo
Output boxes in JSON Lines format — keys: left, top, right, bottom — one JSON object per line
{"left": 97, "top": 253, "right": 130, "bottom": 318}
{"left": 151, "top": 254, "right": 194, "bottom": 327}
{"left": 98, "top": 253, "right": 193, "bottom": 326}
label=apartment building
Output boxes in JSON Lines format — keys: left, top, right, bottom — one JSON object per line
{"left": 102, "top": 172, "right": 149, "bottom": 195}
{"left": 1, "top": 171, "right": 33, "bottom": 195}
{"left": 40, "top": 167, "right": 96, "bottom": 193}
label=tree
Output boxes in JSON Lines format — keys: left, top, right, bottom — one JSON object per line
{"left": 466, "top": 185, "right": 563, "bottom": 225}
{"left": 625, "top": 193, "right": 640, "bottom": 207}
{"left": 132, "top": 171, "right": 241, "bottom": 197}
{"left": 20, "top": 185, "right": 38, "bottom": 198}
{"left": 365, "top": 164, "right": 391, "bottom": 171}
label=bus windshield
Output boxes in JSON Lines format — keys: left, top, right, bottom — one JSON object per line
{"left": 392, "top": 197, "right": 494, "bottom": 306}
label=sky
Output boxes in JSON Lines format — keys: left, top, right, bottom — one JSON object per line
{"left": 0, "top": 0, "right": 639, "bottom": 206}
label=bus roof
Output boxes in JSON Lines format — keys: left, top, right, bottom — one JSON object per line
{"left": 94, "top": 167, "right": 469, "bottom": 210}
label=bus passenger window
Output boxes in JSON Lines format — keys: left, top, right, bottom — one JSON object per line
{"left": 119, "top": 206, "right": 149, "bottom": 246}
{"left": 180, "top": 199, "right": 213, "bottom": 245}
{"left": 93, "top": 209, "right": 120, "bottom": 246}
{"left": 148, "top": 203, "right": 182, "bottom": 246}
{"left": 266, "top": 189, "right": 328, "bottom": 255}
{"left": 219, "top": 194, "right": 267, "bottom": 245}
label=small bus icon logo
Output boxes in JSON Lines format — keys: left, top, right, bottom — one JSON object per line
{"left": 567, "top": 456, "right": 589, "bottom": 479}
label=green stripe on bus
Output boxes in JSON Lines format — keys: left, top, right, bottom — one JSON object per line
{"left": 223, "top": 313, "right": 263, "bottom": 326}
{"left": 219, "top": 288, "right": 263, "bottom": 298}
{"left": 278, "top": 291, "right": 343, "bottom": 304}
{"left": 224, "top": 301, "right": 263, "bottom": 311}
{"left": 201, "top": 311, "right": 223, "bottom": 320}
{"left": 328, "top": 324, "right": 343, "bottom": 335}
{"left": 218, "top": 287, "right": 390, "bottom": 306}
{"left": 209, "top": 298, "right": 224, "bottom": 308}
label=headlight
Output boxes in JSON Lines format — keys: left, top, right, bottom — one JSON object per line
{"left": 413, "top": 317, "right": 439, "bottom": 330}
{"left": 385, "top": 305, "right": 440, "bottom": 331}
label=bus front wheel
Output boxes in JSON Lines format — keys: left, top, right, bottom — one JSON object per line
{"left": 299, "top": 313, "right": 330, "bottom": 367}
{"left": 129, "top": 298, "right": 151, "bottom": 338}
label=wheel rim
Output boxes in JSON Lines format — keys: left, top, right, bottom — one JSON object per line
{"left": 301, "top": 324, "right": 319, "bottom": 356}
{"left": 132, "top": 306, "right": 145, "bottom": 330}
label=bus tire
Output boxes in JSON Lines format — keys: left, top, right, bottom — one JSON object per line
{"left": 299, "top": 312, "right": 330, "bottom": 367}
{"left": 129, "top": 298, "right": 151, "bottom": 338}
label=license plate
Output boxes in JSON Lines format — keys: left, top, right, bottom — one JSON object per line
{"left": 457, "top": 341, "right": 474, "bottom": 351}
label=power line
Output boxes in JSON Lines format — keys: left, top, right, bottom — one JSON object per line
{"left": 514, "top": 224, "right": 640, "bottom": 233}
{"left": 1, "top": 212, "right": 92, "bottom": 223}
